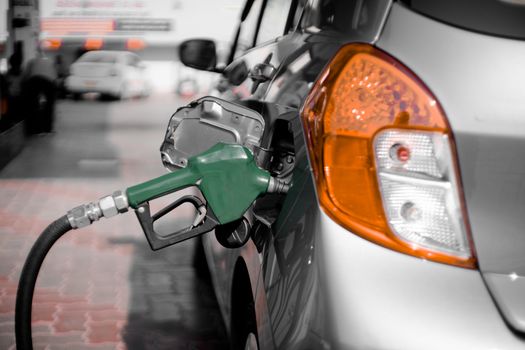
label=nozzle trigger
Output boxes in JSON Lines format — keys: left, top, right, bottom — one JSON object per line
{"left": 134, "top": 195, "right": 219, "bottom": 251}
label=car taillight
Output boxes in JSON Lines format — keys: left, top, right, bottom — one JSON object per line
{"left": 301, "top": 43, "right": 476, "bottom": 268}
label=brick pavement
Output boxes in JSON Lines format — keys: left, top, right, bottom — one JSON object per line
{"left": 0, "top": 96, "right": 228, "bottom": 349}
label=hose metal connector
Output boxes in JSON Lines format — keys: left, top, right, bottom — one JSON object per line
{"left": 67, "top": 190, "right": 129, "bottom": 229}
{"left": 267, "top": 177, "right": 290, "bottom": 194}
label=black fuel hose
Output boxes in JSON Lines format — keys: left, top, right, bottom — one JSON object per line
{"left": 15, "top": 215, "right": 73, "bottom": 350}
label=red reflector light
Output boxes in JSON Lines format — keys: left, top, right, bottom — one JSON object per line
{"left": 396, "top": 146, "right": 410, "bottom": 162}
{"left": 389, "top": 143, "right": 411, "bottom": 163}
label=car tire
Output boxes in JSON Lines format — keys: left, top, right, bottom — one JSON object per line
{"left": 99, "top": 93, "right": 114, "bottom": 101}
{"left": 71, "top": 92, "right": 82, "bottom": 101}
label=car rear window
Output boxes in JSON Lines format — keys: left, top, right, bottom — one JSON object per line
{"left": 400, "top": 0, "right": 525, "bottom": 40}
{"left": 78, "top": 52, "right": 117, "bottom": 63}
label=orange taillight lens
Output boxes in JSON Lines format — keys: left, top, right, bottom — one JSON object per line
{"left": 301, "top": 44, "right": 475, "bottom": 268}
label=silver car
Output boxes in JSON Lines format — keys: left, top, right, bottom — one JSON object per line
{"left": 177, "top": 0, "right": 525, "bottom": 348}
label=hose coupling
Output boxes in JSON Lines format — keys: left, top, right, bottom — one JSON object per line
{"left": 67, "top": 190, "right": 129, "bottom": 229}
{"left": 267, "top": 177, "right": 290, "bottom": 194}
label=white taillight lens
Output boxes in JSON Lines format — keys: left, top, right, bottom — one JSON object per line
{"left": 375, "top": 131, "right": 447, "bottom": 179}
{"left": 375, "top": 130, "right": 470, "bottom": 257}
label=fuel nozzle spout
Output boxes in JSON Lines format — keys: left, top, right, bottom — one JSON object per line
{"left": 267, "top": 177, "right": 290, "bottom": 194}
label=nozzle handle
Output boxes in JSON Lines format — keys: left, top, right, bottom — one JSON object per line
{"left": 125, "top": 143, "right": 271, "bottom": 225}
{"left": 135, "top": 195, "right": 219, "bottom": 250}
{"left": 126, "top": 167, "right": 200, "bottom": 209}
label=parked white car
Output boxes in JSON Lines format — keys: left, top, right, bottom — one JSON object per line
{"left": 66, "top": 50, "right": 150, "bottom": 100}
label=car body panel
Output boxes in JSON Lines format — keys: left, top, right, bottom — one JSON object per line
{"left": 260, "top": 139, "right": 328, "bottom": 350}
{"left": 316, "top": 209, "right": 525, "bottom": 350}
{"left": 376, "top": 2, "right": 525, "bottom": 333}
{"left": 193, "top": 0, "right": 525, "bottom": 347}
{"left": 253, "top": 119, "right": 525, "bottom": 350}
{"left": 485, "top": 273, "right": 525, "bottom": 332}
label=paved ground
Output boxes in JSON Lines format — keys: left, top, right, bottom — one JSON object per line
{"left": 0, "top": 94, "right": 228, "bottom": 349}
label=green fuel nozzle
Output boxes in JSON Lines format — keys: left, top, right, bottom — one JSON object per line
{"left": 16, "top": 142, "right": 290, "bottom": 350}
{"left": 66, "top": 142, "right": 289, "bottom": 249}
{"left": 127, "top": 142, "right": 282, "bottom": 224}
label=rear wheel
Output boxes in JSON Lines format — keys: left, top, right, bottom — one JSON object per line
{"left": 99, "top": 93, "right": 115, "bottom": 101}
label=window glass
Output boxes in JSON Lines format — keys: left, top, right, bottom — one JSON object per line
{"left": 257, "top": 0, "right": 293, "bottom": 44}
{"left": 401, "top": 0, "right": 525, "bottom": 40}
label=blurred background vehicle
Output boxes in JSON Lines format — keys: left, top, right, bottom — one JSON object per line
{"left": 38, "top": 0, "right": 239, "bottom": 98}
{"left": 66, "top": 50, "right": 150, "bottom": 100}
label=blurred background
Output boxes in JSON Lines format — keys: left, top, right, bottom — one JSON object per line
{"left": 0, "top": 0, "right": 246, "bottom": 349}
{"left": 2, "top": 0, "right": 241, "bottom": 95}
